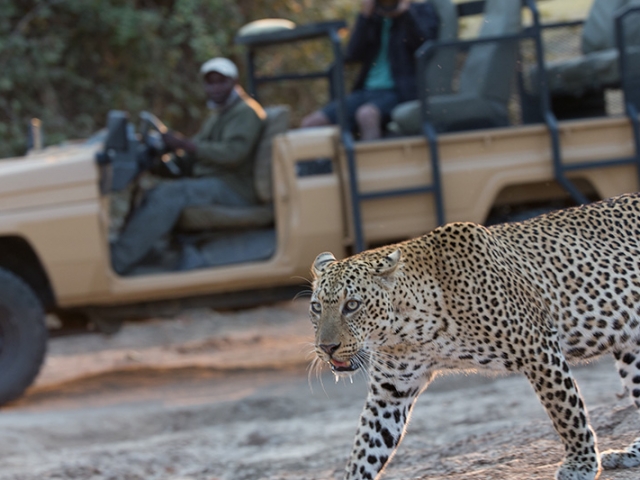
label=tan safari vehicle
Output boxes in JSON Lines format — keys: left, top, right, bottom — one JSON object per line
{"left": 1, "top": 0, "right": 639, "bottom": 405}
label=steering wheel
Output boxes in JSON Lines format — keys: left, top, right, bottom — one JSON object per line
{"left": 139, "top": 111, "right": 168, "bottom": 152}
{"left": 138, "top": 111, "right": 182, "bottom": 177}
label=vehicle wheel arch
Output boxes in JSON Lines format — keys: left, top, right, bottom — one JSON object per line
{"left": 0, "top": 235, "right": 56, "bottom": 310}
{"left": 483, "top": 178, "right": 600, "bottom": 226}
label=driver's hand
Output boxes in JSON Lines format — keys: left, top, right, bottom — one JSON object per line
{"left": 162, "top": 131, "right": 197, "bottom": 154}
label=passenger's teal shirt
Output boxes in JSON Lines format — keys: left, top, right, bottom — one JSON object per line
{"left": 364, "top": 17, "right": 395, "bottom": 90}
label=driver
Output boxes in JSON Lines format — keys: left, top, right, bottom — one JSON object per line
{"left": 110, "top": 57, "right": 266, "bottom": 275}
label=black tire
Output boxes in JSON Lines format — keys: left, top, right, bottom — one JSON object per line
{"left": 0, "top": 268, "right": 47, "bottom": 405}
{"left": 485, "top": 206, "right": 559, "bottom": 226}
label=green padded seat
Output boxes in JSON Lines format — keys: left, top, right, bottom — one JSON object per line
{"left": 391, "top": 0, "right": 522, "bottom": 135}
{"left": 538, "top": 0, "right": 640, "bottom": 97}
{"left": 424, "top": 0, "right": 458, "bottom": 96}
{"left": 387, "top": 0, "right": 458, "bottom": 135}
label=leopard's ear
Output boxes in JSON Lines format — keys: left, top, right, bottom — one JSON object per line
{"left": 374, "top": 249, "right": 402, "bottom": 277}
{"left": 313, "top": 252, "right": 336, "bottom": 278}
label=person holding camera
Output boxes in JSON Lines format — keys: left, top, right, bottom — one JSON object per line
{"left": 110, "top": 57, "right": 266, "bottom": 275}
{"left": 300, "top": 0, "right": 439, "bottom": 140}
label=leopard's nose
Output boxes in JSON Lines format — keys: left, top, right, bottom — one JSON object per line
{"left": 319, "top": 342, "right": 341, "bottom": 356}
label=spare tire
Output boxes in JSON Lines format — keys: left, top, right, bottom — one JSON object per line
{"left": 0, "top": 268, "right": 47, "bottom": 405}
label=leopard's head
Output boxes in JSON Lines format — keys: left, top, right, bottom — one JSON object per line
{"left": 309, "top": 249, "right": 402, "bottom": 374}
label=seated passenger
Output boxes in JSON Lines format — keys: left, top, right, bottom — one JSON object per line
{"left": 300, "top": 0, "right": 439, "bottom": 140}
{"left": 110, "top": 57, "right": 266, "bottom": 275}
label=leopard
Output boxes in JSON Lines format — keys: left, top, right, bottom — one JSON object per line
{"left": 309, "top": 192, "right": 640, "bottom": 480}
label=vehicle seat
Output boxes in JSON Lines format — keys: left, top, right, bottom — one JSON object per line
{"left": 176, "top": 105, "right": 290, "bottom": 232}
{"left": 541, "top": 0, "right": 640, "bottom": 98}
{"left": 390, "top": 0, "right": 521, "bottom": 135}
{"left": 386, "top": 0, "right": 457, "bottom": 136}
{"left": 423, "top": 0, "right": 459, "bottom": 96}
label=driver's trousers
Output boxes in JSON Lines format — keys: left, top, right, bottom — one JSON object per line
{"left": 110, "top": 177, "right": 252, "bottom": 275}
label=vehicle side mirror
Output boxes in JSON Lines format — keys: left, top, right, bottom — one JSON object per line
{"left": 96, "top": 110, "right": 141, "bottom": 193}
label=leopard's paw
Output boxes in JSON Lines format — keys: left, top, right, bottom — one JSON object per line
{"left": 601, "top": 441, "right": 640, "bottom": 470}
{"left": 555, "top": 458, "right": 600, "bottom": 480}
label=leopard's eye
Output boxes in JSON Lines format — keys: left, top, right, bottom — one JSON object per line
{"left": 343, "top": 299, "right": 361, "bottom": 314}
{"left": 310, "top": 301, "right": 322, "bottom": 315}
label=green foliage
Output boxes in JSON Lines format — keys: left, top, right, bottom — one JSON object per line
{"left": 0, "top": 0, "right": 358, "bottom": 158}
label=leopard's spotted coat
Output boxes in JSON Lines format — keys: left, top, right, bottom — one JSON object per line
{"left": 310, "top": 193, "right": 640, "bottom": 480}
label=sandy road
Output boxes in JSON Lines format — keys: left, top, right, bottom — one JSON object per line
{"left": 0, "top": 300, "right": 639, "bottom": 480}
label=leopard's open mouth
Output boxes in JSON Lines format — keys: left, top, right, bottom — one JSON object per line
{"left": 329, "top": 358, "right": 358, "bottom": 372}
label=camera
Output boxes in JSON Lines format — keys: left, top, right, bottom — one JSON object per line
{"left": 376, "top": 0, "right": 399, "bottom": 12}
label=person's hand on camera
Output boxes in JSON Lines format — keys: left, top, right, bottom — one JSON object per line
{"left": 361, "top": 0, "right": 376, "bottom": 17}
{"left": 375, "top": 0, "right": 411, "bottom": 18}
{"left": 380, "top": 0, "right": 410, "bottom": 18}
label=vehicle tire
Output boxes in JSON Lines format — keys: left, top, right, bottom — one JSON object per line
{"left": 0, "top": 268, "right": 47, "bottom": 405}
{"left": 485, "top": 206, "right": 559, "bottom": 226}
{"left": 505, "top": 206, "right": 558, "bottom": 223}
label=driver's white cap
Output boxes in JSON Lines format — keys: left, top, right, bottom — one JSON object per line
{"left": 200, "top": 57, "right": 238, "bottom": 79}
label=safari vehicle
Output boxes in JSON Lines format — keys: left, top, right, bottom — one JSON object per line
{"left": 0, "top": 0, "right": 639, "bottom": 405}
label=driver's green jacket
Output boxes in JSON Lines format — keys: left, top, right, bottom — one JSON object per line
{"left": 191, "top": 87, "right": 266, "bottom": 203}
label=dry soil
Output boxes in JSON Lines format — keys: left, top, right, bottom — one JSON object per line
{"left": 1, "top": 299, "right": 639, "bottom": 480}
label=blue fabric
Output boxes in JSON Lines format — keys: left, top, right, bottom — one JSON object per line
{"left": 111, "top": 177, "right": 251, "bottom": 274}
{"left": 322, "top": 88, "right": 399, "bottom": 130}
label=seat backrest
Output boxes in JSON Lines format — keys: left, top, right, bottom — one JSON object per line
{"left": 252, "top": 105, "right": 290, "bottom": 203}
{"left": 176, "top": 105, "right": 289, "bottom": 233}
{"left": 457, "top": 0, "right": 522, "bottom": 105}
{"left": 424, "top": 0, "right": 458, "bottom": 95}
{"left": 581, "top": 0, "right": 640, "bottom": 54}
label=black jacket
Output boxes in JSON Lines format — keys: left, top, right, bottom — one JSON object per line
{"left": 346, "top": 3, "right": 440, "bottom": 103}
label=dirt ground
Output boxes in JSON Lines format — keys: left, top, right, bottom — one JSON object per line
{"left": 1, "top": 298, "right": 640, "bottom": 480}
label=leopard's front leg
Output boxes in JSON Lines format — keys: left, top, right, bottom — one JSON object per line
{"left": 523, "top": 341, "right": 601, "bottom": 480}
{"left": 344, "top": 372, "right": 431, "bottom": 480}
